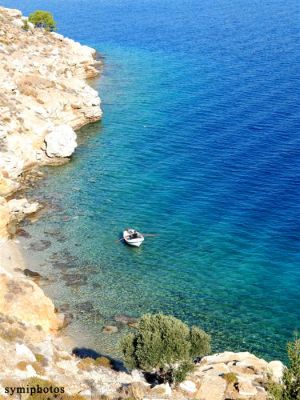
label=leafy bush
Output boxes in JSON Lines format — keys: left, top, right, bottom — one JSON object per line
{"left": 28, "top": 10, "right": 56, "bottom": 31}
{"left": 95, "top": 356, "right": 112, "bottom": 369}
{"left": 0, "top": 326, "right": 24, "bottom": 342}
{"left": 190, "top": 326, "right": 211, "bottom": 358}
{"left": 173, "top": 361, "right": 195, "bottom": 383}
{"left": 34, "top": 353, "right": 45, "bottom": 364}
{"left": 222, "top": 372, "right": 238, "bottom": 385}
{"left": 23, "top": 19, "right": 29, "bottom": 31}
{"left": 77, "top": 356, "right": 112, "bottom": 370}
{"left": 17, "top": 361, "right": 28, "bottom": 371}
{"left": 120, "top": 313, "right": 211, "bottom": 384}
{"left": 268, "top": 335, "right": 300, "bottom": 400}
{"left": 77, "top": 357, "right": 95, "bottom": 371}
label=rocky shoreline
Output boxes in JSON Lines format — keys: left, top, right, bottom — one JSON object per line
{"left": 0, "top": 6, "right": 284, "bottom": 399}
{"left": 0, "top": 5, "right": 102, "bottom": 233}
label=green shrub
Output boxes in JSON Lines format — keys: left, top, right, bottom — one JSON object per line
{"left": 23, "top": 19, "right": 29, "bottom": 31}
{"left": 25, "top": 378, "right": 55, "bottom": 400}
{"left": 283, "top": 337, "right": 300, "bottom": 399}
{"left": 77, "top": 357, "right": 95, "bottom": 371}
{"left": 77, "top": 356, "right": 112, "bottom": 370}
{"left": 28, "top": 10, "right": 56, "bottom": 31}
{"left": 121, "top": 332, "right": 136, "bottom": 369}
{"left": 17, "top": 361, "right": 28, "bottom": 371}
{"left": 173, "top": 361, "right": 195, "bottom": 384}
{"left": 120, "top": 313, "right": 211, "bottom": 384}
{"left": 34, "top": 353, "right": 45, "bottom": 364}
{"left": 95, "top": 356, "right": 112, "bottom": 369}
{"left": 268, "top": 381, "right": 284, "bottom": 400}
{"left": 267, "top": 335, "right": 300, "bottom": 400}
{"left": 190, "top": 326, "right": 211, "bottom": 358}
{"left": 222, "top": 372, "right": 238, "bottom": 385}
{"left": 0, "top": 326, "right": 24, "bottom": 342}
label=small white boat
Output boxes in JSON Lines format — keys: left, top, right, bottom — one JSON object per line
{"left": 123, "top": 228, "right": 144, "bottom": 247}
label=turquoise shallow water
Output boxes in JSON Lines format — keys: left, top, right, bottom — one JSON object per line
{"left": 3, "top": 0, "right": 300, "bottom": 361}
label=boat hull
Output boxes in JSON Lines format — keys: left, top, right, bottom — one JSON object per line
{"left": 124, "top": 238, "right": 144, "bottom": 247}
{"left": 123, "top": 230, "right": 144, "bottom": 247}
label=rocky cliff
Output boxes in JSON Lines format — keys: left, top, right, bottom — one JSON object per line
{"left": 0, "top": 6, "right": 102, "bottom": 238}
{"left": 0, "top": 6, "right": 284, "bottom": 400}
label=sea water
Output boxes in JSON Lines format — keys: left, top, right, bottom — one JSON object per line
{"left": 3, "top": 0, "right": 300, "bottom": 361}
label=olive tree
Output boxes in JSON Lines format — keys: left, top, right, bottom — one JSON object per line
{"left": 120, "top": 313, "right": 211, "bottom": 384}
{"left": 28, "top": 10, "right": 56, "bottom": 31}
{"left": 268, "top": 335, "right": 300, "bottom": 400}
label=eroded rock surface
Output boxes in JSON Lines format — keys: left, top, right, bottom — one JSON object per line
{"left": 0, "top": 268, "right": 59, "bottom": 332}
{"left": 183, "top": 351, "right": 285, "bottom": 400}
{"left": 44, "top": 125, "right": 77, "bottom": 158}
{"left": 0, "top": 6, "right": 102, "bottom": 237}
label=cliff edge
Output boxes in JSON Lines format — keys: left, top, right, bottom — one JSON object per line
{"left": 0, "top": 6, "right": 102, "bottom": 238}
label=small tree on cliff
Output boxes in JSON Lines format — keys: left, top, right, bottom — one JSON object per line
{"left": 268, "top": 335, "right": 300, "bottom": 400}
{"left": 28, "top": 10, "right": 56, "bottom": 31}
{"left": 120, "top": 313, "right": 211, "bottom": 384}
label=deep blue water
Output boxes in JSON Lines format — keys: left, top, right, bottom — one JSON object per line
{"left": 3, "top": 0, "right": 300, "bottom": 361}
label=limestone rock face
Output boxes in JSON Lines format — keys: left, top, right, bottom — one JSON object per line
{"left": 0, "top": 172, "right": 18, "bottom": 196}
{"left": 238, "top": 376, "right": 258, "bottom": 397}
{"left": 179, "top": 380, "right": 197, "bottom": 394}
{"left": 0, "top": 197, "right": 40, "bottom": 238}
{"left": 8, "top": 198, "right": 40, "bottom": 217}
{"left": 0, "top": 197, "right": 10, "bottom": 238}
{"left": 195, "top": 375, "right": 227, "bottom": 400}
{"left": 0, "top": 151, "right": 24, "bottom": 179}
{"left": 45, "top": 125, "right": 77, "bottom": 158}
{"left": 0, "top": 5, "right": 102, "bottom": 197}
{"left": 0, "top": 269, "right": 60, "bottom": 332}
{"left": 201, "top": 351, "right": 261, "bottom": 365}
{"left": 0, "top": 5, "right": 102, "bottom": 232}
{"left": 15, "top": 343, "right": 36, "bottom": 363}
{"left": 188, "top": 351, "right": 284, "bottom": 400}
{"left": 268, "top": 360, "right": 285, "bottom": 383}
{"left": 3, "top": 7, "right": 22, "bottom": 18}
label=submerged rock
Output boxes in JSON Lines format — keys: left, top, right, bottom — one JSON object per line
{"left": 76, "top": 301, "right": 94, "bottom": 313}
{"left": 16, "top": 228, "right": 31, "bottom": 238}
{"left": 62, "top": 273, "right": 88, "bottom": 287}
{"left": 102, "top": 325, "right": 118, "bottom": 334}
{"left": 113, "top": 314, "right": 139, "bottom": 326}
{"left": 52, "top": 261, "right": 74, "bottom": 271}
{"left": 57, "top": 303, "right": 71, "bottom": 313}
{"left": 57, "top": 311, "right": 74, "bottom": 329}
{"left": 29, "top": 240, "right": 51, "bottom": 251}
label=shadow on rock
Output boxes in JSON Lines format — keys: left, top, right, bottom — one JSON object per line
{"left": 72, "top": 347, "right": 126, "bottom": 372}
